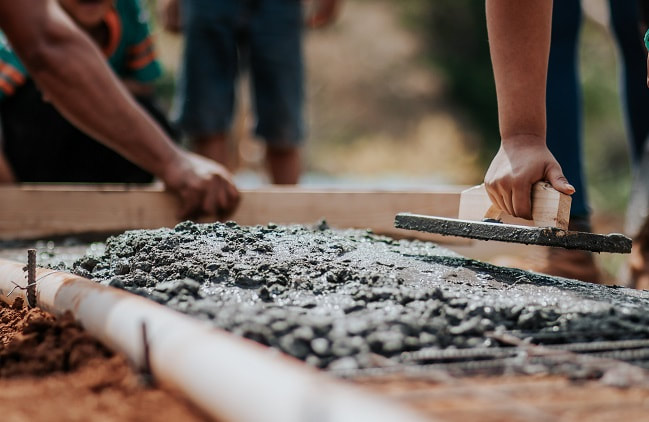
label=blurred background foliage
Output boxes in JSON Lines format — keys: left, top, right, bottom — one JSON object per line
{"left": 402, "top": 0, "right": 499, "bottom": 159}
{"left": 151, "top": 0, "right": 631, "bottom": 219}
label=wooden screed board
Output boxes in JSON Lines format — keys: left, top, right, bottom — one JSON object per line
{"left": 0, "top": 185, "right": 464, "bottom": 242}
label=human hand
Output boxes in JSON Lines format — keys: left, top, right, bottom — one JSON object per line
{"left": 484, "top": 135, "right": 574, "bottom": 220}
{"left": 305, "top": 0, "right": 341, "bottom": 29}
{"left": 159, "top": 0, "right": 182, "bottom": 33}
{"left": 161, "top": 151, "right": 240, "bottom": 219}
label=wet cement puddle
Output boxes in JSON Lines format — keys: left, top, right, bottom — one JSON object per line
{"left": 3, "top": 221, "right": 649, "bottom": 374}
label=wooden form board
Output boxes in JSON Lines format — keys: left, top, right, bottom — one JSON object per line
{"left": 0, "top": 185, "right": 465, "bottom": 243}
{"left": 458, "top": 182, "right": 571, "bottom": 230}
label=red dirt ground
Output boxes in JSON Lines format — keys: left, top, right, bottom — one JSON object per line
{"left": 0, "top": 299, "right": 212, "bottom": 422}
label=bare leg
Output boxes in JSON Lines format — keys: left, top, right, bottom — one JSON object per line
{"left": 266, "top": 146, "right": 300, "bottom": 185}
{"left": 0, "top": 152, "right": 15, "bottom": 183}
{"left": 192, "top": 133, "right": 231, "bottom": 170}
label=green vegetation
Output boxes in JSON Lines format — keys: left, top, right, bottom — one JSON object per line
{"left": 401, "top": 0, "right": 499, "bottom": 161}
{"left": 580, "top": 19, "right": 630, "bottom": 215}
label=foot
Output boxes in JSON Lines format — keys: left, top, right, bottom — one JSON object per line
{"left": 628, "top": 243, "right": 649, "bottom": 289}
{"left": 628, "top": 217, "right": 649, "bottom": 289}
{"left": 490, "top": 217, "right": 605, "bottom": 284}
{"left": 492, "top": 248, "right": 603, "bottom": 284}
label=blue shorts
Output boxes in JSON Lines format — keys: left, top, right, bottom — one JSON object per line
{"left": 175, "top": 0, "right": 305, "bottom": 148}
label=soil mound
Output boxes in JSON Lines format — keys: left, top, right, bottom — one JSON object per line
{"left": 0, "top": 298, "right": 110, "bottom": 377}
{"left": 0, "top": 300, "right": 210, "bottom": 421}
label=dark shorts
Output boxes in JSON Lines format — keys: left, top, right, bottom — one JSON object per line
{"left": 1, "top": 80, "right": 178, "bottom": 183}
{"left": 175, "top": 0, "right": 305, "bottom": 147}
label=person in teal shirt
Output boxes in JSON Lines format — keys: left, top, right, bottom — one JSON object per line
{"left": 0, "top": 0, "right": 177, "bottom": 183}
{"left": 0, "top": 0, "right": 239, "bottom": 217}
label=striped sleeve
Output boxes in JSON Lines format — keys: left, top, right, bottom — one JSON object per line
{"left": 0, "top": 33, "right": 27, "bottom": 100}
{"left": 124, "top": 0, "right": 162, "bottom": 82}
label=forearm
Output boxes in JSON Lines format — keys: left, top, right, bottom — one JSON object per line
{"left": 34, "top": 42, "right": 180, "bottom": 177}
{"left": 486, "top": 0, "right": 553, "bottom": 144}
{"left": 0, "top": 0, "right": 180, "bottom": 178}
{"left": 484, "top": 1, "right": 574, "bottom": 218}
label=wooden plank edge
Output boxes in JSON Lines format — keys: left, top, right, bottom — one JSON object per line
{"left": 0, "top": 185, "right": 469, "bottom": 245}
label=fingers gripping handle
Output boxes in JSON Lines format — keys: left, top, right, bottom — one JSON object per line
{"left": 459, "top": 182, "right": 571, "bottom": 230}
{"left": 483, "top": 205, "right": 504, "bottom": 222}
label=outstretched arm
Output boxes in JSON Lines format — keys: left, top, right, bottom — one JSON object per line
{"left": 0, "top": 0, "right": 239, "bottom": 217}
{"left": 485, "top": 0, "right": 574, "bottom": 219}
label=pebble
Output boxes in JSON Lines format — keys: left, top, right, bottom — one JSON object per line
{"left": 310, "top": 338, "right": 331, "bottom": 356}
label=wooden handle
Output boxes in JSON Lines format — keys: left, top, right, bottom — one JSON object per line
{"left": 459, "top": 182, "right": 571, "bottom": 230}
{"left": 483, "top": 205, "right": 503, "bottom": 221}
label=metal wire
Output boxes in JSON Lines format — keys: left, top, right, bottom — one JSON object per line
{"left": 6, "top": 271, "right": 67, "bottom": 296}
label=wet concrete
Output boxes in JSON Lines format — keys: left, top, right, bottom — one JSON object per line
{"left": 395, "top": 213, "right": 632, "bottom": 253}
{"left": 45, "top": 221, "right": 649, "bottom": 372}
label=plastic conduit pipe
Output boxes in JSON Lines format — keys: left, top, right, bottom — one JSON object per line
{"left": 0, "top": 258, "right": 429, "bottom": 422}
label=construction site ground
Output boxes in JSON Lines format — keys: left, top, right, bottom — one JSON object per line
{"left": 3, "top": 301, "right": 649, "bottom": 422}
{"left": 2, "top": 222, "right": 649, "bottom": 421}
{"left": 0, "top": 300, "right": 210, "bottom": 422}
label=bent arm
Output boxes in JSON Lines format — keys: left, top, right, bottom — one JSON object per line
{"left": 484, "top": 0, "right": 573, "bottom": 219}
{"left": 0, "top": 0, "right": 180, "bottom": 178}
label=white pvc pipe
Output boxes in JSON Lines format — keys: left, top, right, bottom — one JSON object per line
{"left": 0, "top": 258, "right": 430, "bottom": 422}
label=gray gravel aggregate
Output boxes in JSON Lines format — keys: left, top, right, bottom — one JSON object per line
{"left": 47, "top": 221, "right": 649, "bottom": 372}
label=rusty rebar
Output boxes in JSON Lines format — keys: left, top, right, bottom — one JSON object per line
{"left": 140, "top": 321, "right": 155, "bottom": 387}
{"left": 26, "top": 249, "right": 36, "bottom": 307}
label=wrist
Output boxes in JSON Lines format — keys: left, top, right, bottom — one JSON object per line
{"left": 157, "top": 147, "right": 187, "bottom": 186}
{"left": 500, "top": 133, "right": 546, "bottom": 148}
